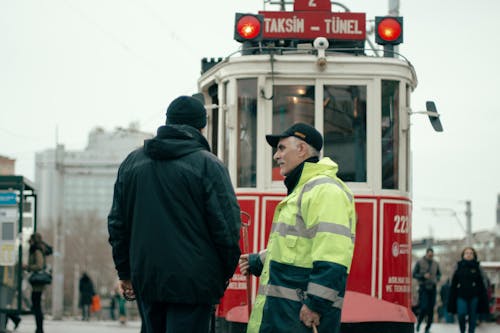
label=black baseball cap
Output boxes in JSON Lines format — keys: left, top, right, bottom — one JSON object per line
{"left": 266, "top": 123, "right": 323, "bottom": 151}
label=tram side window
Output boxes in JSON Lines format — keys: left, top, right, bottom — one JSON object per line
{"left": 208, "top": 84, "right": 219, "bottom": 156}
{"left": 323, "top": 85, "right": 367, "bottom": 182}
{"left": 223, "top": 81, "right": 229, "bottom": 168}
{"left": 271, "top": 85, "right": 315, "bottom": 181}
{"left": 381, "top": 80, "right": 400, "bottom": 189}
{"left": 237, "top": 78, "right": 257, "bottom": 187}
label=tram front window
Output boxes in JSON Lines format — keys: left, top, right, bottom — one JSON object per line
{"left": 271, "top": 85, "right": 315, "bottom": 181}
{"left": 237, "top": 78, "right": 257, "bottom": 187}
{"left": 323, "top": 85, "right": 367, "bottom": 182}
{"left": 381, "top": 80, "right": 399, "bottom": 189}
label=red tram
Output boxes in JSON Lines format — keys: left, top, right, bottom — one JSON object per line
{"left": 196, "top": 1, "right": 441, "bottom": 332}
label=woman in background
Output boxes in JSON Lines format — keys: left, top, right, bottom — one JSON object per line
{"left": 447, "top": 247, "right": 489, "bottom": 333}
{"left": 23, "top": 233, "right": 47, "bottom": 333}
{"left": 79, "top": 272, "right": 95, "bottom": 321}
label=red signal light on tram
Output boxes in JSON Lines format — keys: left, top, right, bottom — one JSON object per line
{"left": 234, "top": 13, "right": 264, "bottom": 42}
{"left": 375, "top": 16, "right": 403, "bottom": 45}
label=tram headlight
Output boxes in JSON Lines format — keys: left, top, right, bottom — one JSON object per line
{"left": 234, "top": 13, "right": 264, "bottom": 42}
{"left": 375, "top": 16, "right": 403, "bottom": 45}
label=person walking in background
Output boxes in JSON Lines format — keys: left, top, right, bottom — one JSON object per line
{"left": 109, "top": 289, "right": 117, "bottom": 321}
{"left": 112, "top": 280, "right": 127, "bottom": 325}
{"left": 239, "top": 123, "right": 357, "bottom": 333}
{"left": 447, "top": 247, "right": 489, "bottom": 333}
{"left": 117, "top": 290, "right": 127, "bottom": 325}
{"left": 79, "top": 272, "right": 95, "bottom": 321}
{"left": 108, "top": 95, "right": 241, "bottom": 333}
{"left": 440, "top": 278, "right": 454, "bottom": 323}
{"left": 413, "top": 247, "right": 441, "bottom": 333}
{"left": 23, "top": 233, "right": 48, "bottom": 333}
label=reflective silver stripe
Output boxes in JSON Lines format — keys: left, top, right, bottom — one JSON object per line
{"left": 296, "top": 176, "right": 355, "bottom": 243}
{"left": 271, "top": 177, "right": 355, "bottom": 241}
{"left": 301, "top": 177, "right": 353, "bottom": 203}
{"left": 307, "top": 282, "right": 338, "bottom": 301}
{"left": 333, "top": 298, "right": 344, "bottom": 309}
{"left": 259, "top": 283, "right": 344, "bottom": 309}
{"left": 307, "top": 282, "right": 344, "bottom": 309}
{"left": 272, "top": 220, "right": 353, "bottom": 240}
{"left": 316, "top": 222, "right": 352, "bottom": 238}
{"left": 258, "top": 284, "right": 301, "bottom": 302}
{"left": 259, "top": 250, "right": 267, "bottom": 264}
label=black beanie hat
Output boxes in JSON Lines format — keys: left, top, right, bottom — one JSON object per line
{"left": 166, "top": 96, "right": 207, "bottom": 129}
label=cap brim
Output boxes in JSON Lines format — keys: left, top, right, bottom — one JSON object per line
{"left": 265, "top": 134, "right": 283, "bottom": 148}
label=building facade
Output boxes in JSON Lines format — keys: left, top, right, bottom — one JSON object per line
{"left": 0, "top": 155, "right": 15, "bottom": 175}
{"left": 35, "top": 126, "right": 153, "bottom": 227}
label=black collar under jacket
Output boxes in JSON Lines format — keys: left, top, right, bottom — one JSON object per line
{"left": 144, "top": 124, "right": 210, "bottom": 160}
{"left": 457, "top": 258, "right": 480, "bottom": 271}
{"left": 284, "top": 156, "right": 319, "bottom": 194}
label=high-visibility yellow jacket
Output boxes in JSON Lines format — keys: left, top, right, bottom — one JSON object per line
{"left": 247, "top": 158, "right": 356, "bottom": 333}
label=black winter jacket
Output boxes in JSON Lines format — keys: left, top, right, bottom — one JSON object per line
{"left": 108, "top": 124, "right": 241, "bottom": 304}
{"left": 447, "top": 259, "right": 489, "bottom": 314}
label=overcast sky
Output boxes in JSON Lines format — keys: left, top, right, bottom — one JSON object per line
{"left": 1, "top": 0, "right": 499, "bottom": 241}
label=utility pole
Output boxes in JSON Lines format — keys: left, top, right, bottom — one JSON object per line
{"left": 72, "top": 263, "right": 80, "bottom": 317}
{"left": 52, "top": 143, "right": 65, "bottom": 319}
{"left": 465, "top": 200, "right": 472, "bottom": 246}
{"left": 388, "top": 0, "right": 400, "bottom": 16}
{"left": 388, "top": 0, "right": 400, "bottom": 56}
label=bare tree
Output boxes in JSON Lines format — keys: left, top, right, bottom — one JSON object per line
{"left": 62, "top": 212, "right": 116, "bottom": 315}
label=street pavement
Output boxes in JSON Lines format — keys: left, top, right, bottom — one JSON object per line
{"left": 6, "top": 317, "right": 500, "bottom": 333}
{"left": 5, "top": 316, "right": 141, "bottom": 333}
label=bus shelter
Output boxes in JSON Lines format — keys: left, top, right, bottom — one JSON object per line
{"left": 0, "top": 176, "right": 37, "bottom": 331}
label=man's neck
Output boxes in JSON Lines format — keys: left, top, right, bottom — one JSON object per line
{"left": 284, "top": 156, "right": 319, "bottom": 194}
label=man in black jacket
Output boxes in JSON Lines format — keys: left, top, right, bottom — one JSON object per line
{"left": 108, "top": 95, "right": 241, "bottom": 333}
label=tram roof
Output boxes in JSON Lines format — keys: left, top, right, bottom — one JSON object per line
{"left": 199, "top": 51, "right": 418, "bottom": 89}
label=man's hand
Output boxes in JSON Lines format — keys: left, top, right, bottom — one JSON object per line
{"left": 239, "top": 254, "right": 250, "bottom": 276}
{"left": 119, "top": 280, "right": 136, "bottom": 301}
{"left": 299, "top": 304, "right": 320, "bottom": 328}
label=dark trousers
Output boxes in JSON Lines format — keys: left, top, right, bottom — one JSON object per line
{"left": 140, "top": 301, "right": 211, "bottom": 333}
{"left": 417, "top": 287, "right": 436, "bottom": 331}
{"left": 31, "top": 291, "right": 43, "bottom": 333}
{"left": 82, "top": 304, "right": 91, "bottom": 320}
{"left": 457, "top": 297, "right": 478, "bottom": 333}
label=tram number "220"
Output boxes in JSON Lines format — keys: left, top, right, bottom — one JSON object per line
{"left": 393, "top": 215, "right": 409, "bottom": 234}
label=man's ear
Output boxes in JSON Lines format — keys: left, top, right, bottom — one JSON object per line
{"left": 297, "top": 141, "right": 308, "bottom": 157}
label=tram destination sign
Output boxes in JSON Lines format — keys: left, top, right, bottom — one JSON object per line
{"left": 258, "top": 11, "right": 366, "bottom": 41}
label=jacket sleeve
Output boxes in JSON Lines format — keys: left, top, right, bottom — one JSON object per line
{"left": 302, "top": 180, "right": 356, "bottom": 315}
{"left": 204, "top": 160, "right": 241, "bottom": 282}
{"left": 107, "top": 162, "right": 131, "bottom": 280}
{"left": 412, "top": 261, "right": 423, "bottom": 281}
{"left": 248, "top": 250, "right": 266, "bottom": 277}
